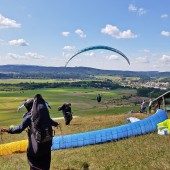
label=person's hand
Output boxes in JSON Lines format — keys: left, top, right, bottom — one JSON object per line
{"left": 1, "top": 128, "right": 8, "bottom": 132}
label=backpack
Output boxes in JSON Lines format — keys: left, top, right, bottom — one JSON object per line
{"left": 30, "top": 122, "right": 53, "bottom": 157}
{"left": 31, "top": 98, "right": 53, "bottom": 144}
{"left": 31, "top": 120, "right": 53, "bottom": 143}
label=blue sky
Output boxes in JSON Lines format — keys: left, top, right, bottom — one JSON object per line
{"left": 0, "top": 0, "right": 170, "bottom": 72}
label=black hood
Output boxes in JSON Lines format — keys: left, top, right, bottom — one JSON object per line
{"left": 31, "top": 94, "right": 51, "bottom": 126}
{"left": 24, "top": 99, "right": 34, "bottom": 112}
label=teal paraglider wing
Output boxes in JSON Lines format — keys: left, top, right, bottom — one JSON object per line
{"left": 65, "top": 45, "right": 130, "bottom": 67}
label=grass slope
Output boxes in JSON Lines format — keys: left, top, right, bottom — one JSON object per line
{"left": 0, "top": 87, "right": 169, "bottom": 170}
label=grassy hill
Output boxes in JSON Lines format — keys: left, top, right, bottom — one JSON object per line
{"left": 0, "top": 87, "right": 170, "bottom": 169}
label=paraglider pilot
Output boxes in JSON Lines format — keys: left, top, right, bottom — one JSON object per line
{"left": 96, "top": 94, "right": 102, "bottom": 103}
{"left": 17, "top": 98, "right": 51, "bottom": 118}
{"left": 2, "top": 94, "right": 59, "bottom": 170}
{"left": 58, "top": 103, "right": 73, "bottom": 125}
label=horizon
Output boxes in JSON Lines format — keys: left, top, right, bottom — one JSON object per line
{"left": 0, "top": 64, "right": 169, "bottom": 73}
{"left": 0, "top": 0, "right": 170, "bottom": 72}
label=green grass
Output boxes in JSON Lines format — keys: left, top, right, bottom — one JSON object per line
{"left": 0, "top": 88, "right": 136, "bottom": 126}
{"left": 0, "top": 79, "right": 75, "bottom": 84}
{"left": 0, "top": 87, "right": 169, "bottom": 170}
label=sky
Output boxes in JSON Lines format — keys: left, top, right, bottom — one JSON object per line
{"left": 0, "top": 0, "right": 170, "bottom": 72}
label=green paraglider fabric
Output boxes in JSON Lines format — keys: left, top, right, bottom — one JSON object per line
{"left": 65, "top": 45, "right": 130, "bottom": 67}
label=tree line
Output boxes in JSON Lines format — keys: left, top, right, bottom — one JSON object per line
{"left": 0, "top": 80, "right": 122, "bottom": 91}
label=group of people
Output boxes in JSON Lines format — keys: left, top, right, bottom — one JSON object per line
{"left": 140, "top": 98, "right": 161, "bottom": 114}
{"left": 1, "top": 94, "right": 73, "bottom": 170}
{"left": 140, "top": 99, "right": 152, "bottom": 114}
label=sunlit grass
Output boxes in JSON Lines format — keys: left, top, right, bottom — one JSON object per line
{"left": 0, "top": 79, "right": 76, "bottom": 84}
{"left": 0, "top": 87, "right": 169, "bottom": 169}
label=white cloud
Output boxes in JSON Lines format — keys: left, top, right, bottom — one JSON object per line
{"left": 25, "top": 52, "right": 45, "bottom": 59}
{"left": 138, "top": 8, "right": 146, "bottom": 16}
{"left": 105, "top": 55, "right": 119, "bottom": 61}
{"left": 161, "top": 14, "right": 168, "bottom": 18}
{"left": 63, "top": 46, "right": 75, "bottom": 50}
{"left": 161, "top": 31, "right": 170, "bottom": 37}
{"left": 62, "top": 32, "right": 70, "bottom": 37}
{"left": 142, "top": 49, "right": 150, "bottom": 53}
{"left": 0, "top": 14, "right": 21, "bottom": 28}
{"left": 128, "top": 4, "right": 146, "bottom": 16}
{"left": 128, "top": 4, "right": 138, "bottom": 12}
{"left": 7, "top": 52, "right": 45, "bottom": 60}
{"left": 83, "top": 52, "right": 95, "bottom": 57}
{"left": 0, "top": 38, "right": 6, "bottom": 45}
{"left": 7, "top": 53, "right": 23, "bottom": 60}
{"left": 160, "top": 55, "right": 170, "bottom": 62}
{"left": 153, "top": 64, "right": 159, "bottom": 68}
{"left": 75, "top": 29, "right": 86, "bottom": 38}
{"left": 62, "top": 52, "right": 72, "bottom": 58}
{"left": 101, "top": 24, "right": 138, "bottom": 39}
{"left": 135, "top": 56, "right": 150, "bottom": 63}
{"left": 1, "top": 52, "right": 65, "bottom": 67}
{"left": 8, "top": 39, "right": 29, "bottom": 46}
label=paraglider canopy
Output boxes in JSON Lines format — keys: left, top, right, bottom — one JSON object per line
{"left": 65, "top": 45, "right": 130, "bottom": 67}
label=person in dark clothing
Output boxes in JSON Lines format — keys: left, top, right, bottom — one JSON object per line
{"left": 154, "top": 100, "right": 161, "bottom": 112}
{"left": 58, "top": 103, "right": 73, "bottom": 125}
{"left": 96, "top": 94, "right": 102, "bottom": 103}
{"left": 18, "top": 98, "right": 51, "bottom": 118}
{"left": 23, "top": 99, "right": 34, "bottom": 118}
{"left": 157, "top": 100, "right": 161, "bottom": 109}
{"left": 24, "top": 99, "right": 34, "bottom": 112}
{"left": 2, "top": 94, "right": 59, "bottom": 170}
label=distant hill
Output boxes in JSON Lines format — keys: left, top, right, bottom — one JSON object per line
{"left": 0, "top": 65, "right": 169, "bottom": 79}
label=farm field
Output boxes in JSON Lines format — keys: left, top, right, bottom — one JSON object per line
{"left": 0, "top": 87, "right": 170, "bottom": 170}
{"left": 0, "top": 87, "right": 137, "bottom": 126}
{"left": 0, "top": 79, "right": 80, "bottom": 84}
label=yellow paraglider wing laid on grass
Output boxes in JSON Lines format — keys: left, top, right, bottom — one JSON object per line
{"left": 157, "top": 119, "right": 170, "bottom": 132}
{"left": 0, "top": 140, "right": 28, "bottom": 156}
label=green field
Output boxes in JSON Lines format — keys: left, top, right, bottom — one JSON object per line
{"left": 0, "top": 79, "right": 74, "bottom": 84}
{"left": 0, "top": 88, "right": 137, "bottom": 126}
{"left": 0, "top": 87, "right": 170, "bottom": 170}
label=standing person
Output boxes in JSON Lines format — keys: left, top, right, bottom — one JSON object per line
{"left": 17, "top": 99, "right": 34, "bottom": 118}
{"left": 140, "top": 100, "right": 146, "bottom": 113}
{"left": 158, "top": 100, "right": 161, "bottom": 109}
{"left": 17, "top": 99, "right": 51, "bottom": 118}
{"left": 148, "top": 98, "right": 153, "bottom": 114}
{"left": 96, "top": 94, "right": 102, "bottom": 103}
{"left": 2, "top": 94, "right": 59, "bottom": 170}
{"left": 58, "top": 103, "right": 73, "bottom": 125}
{"left": 154, "top": 100, "right": 161, "bottom": 112}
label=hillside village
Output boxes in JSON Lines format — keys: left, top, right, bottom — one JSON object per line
{"left": 126, "top": 81, "right": 169, "bottom": 90}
